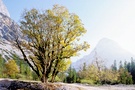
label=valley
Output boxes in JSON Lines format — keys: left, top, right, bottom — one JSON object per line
{"left": 1, "top": 0, "right": 135, "bottom": 90}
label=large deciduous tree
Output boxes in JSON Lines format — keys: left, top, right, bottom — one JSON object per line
{"left": 16, "top": 5, "right": 89, "bottom": 83}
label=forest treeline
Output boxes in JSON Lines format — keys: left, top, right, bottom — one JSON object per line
{"left": 0, "top": 54, "right": 38, "bottom": 80}
{"left": 64, "top": 58, "right": 135, "bottom": 85}
{"left": 0, "top": 53, "right": 135, "bottom": 85}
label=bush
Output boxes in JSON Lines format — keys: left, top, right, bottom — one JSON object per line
{"left": 15, "top": 74, "right": 23, "bottom": 79}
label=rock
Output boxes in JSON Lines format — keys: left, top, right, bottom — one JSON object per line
{"left": 0, "top": 80, "right": 11, "bottom": 88}
{"left": 0, "top": 0, "right": 10, "bottom": 17}
{"left": 0, "top": 11, "right": 22, "bottom": 60}
{"left": 0, "top": 87, "right": 8, "bottom": 90}
{"left": 0, "top": 80, "right": 82, "bottom": 90}
{"left": 8, "top": 81, "right": 44, "bottom": 90}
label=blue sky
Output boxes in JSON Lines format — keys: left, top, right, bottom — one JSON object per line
{"left": 3, "top": 0, "right": 135, "bottom": 61}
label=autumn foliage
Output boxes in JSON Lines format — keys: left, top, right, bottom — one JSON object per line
{"left": 16, "top": 5, "right": 89, "bottom": 83}
{"left": 4, "top": 60, "right": 19, "bottom": 78}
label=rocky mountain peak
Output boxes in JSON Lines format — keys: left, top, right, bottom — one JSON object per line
{"left": 72, "top": 38, "right": 135, "bottom": 70}
{"left": 0, "top": 0, "right": 10, "bottom": 17}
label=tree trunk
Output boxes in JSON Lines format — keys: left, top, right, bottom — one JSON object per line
{"left": 51, "top": 75, "right": 55, "bottom": 83}
{"left": 41, "top": 75, "right": 48, "bottom": 83}
{"left": 51, "top": 71, "right": 59, "bottom": 83}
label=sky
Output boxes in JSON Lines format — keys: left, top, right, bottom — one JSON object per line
{"left": 3, "top": 0, "right": 135, "bottom": 61}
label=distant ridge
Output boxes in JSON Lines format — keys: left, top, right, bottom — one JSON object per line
{"left": 72, "top": 38, "right": 135, "bottom": 70}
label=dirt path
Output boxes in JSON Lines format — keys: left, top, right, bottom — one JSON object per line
{"left": 64, "top": 83, "right": 105, "bottom": 90}
{"left": 73, "top": 84, "right": 135, "bottom": 90}
{"left": 59, "top": 83, "right": 135, "bottom": 90}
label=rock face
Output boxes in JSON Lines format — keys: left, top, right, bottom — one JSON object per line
{"left": 0, "top": 12, "right": 22, "bottom": 60}
{"left": 0, "top": 13, "right": 21, "bottom": 41}
{"left": 0, "top": 0, "right": 10, "bottom": 17}
{"left": 0, "top": 0, "right": 23, "bottom": 60}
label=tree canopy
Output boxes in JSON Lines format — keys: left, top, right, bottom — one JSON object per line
{"left": 16, "top": 5, "right": 89, "bottom": 83}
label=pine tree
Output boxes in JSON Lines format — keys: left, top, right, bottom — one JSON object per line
{"left": 65, "top": 67, "right": 77, "bottom": 83}
{"left": 72, "top": 69, "right": 77, "bottom": 83}
{"left": 124, "top": 61, "right": 127, "bottom": 70}
{"left": 130, "top": 58, "right": 135, "bottom": 83}
{"left": 112, "top": 60, "right": 117, "bottom": 71}
{"left": 119, "top": 61, "right": 123, "bottom": 69}
{"left": 127, "top": 62, "right": 131, "bottom": 72}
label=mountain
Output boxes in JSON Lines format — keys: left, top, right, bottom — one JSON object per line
{"left": 0, "top": 12, "right": 22, "bottom": 60}
{"left": 0, "top": 1, "right": 22, "bottom": 60}
{"left": 72, "top": 38, "right": 135, "bottom": 70}
{"left": 0, "top": 0, "right": 10, "bottom": 17}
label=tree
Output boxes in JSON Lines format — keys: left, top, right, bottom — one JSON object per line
{"left": 82, "top": 63, "right": 87, "bottom": 71}
{"left": 130, "top": 58, "right": 135, "bottom": 83}
{"left": 0, "top": 55, "right": 4, "bottom": 77}
{"left": 102, "top": 68, "right": 119, "bottom": 84}
{"left": 119, "top": 61, "right": 123, "bottom": 69}
{"left": 124, "top": 61, "right": 128, "bottom": 71}
{"left": 4, "top": 60, "right": 19, "bottom": 78}
{"left": 51, "top": 59, "right": 71, "bottom": 82}
{"left": 25, "top": 66, "right": 32, "bottom": 79}
{"left": 92, "top": 52, "right": 105, "bottom": 84}
{"left": 112, "top": 60, "right": 117, "bottom": 71}
{"left": 65, "top": 67, "right": 77, "bottom": 83}
{"left": 118, "top": 68, "right": 133, "bottom": 84}
{"left": 16, "top": 5, "right": 89, "bottom": 83}
{"left": 78, "top": 63, "right": 102, "bottom": 84}
{"left": 87, "top": 64, "right": 99, "bottom": 83}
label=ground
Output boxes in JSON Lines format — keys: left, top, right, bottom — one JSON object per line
{"left": 59, "top": 83, "right": 135, "bottom": 90}
{"left": 0, "top": 78, "right": 135, "bottom": 90}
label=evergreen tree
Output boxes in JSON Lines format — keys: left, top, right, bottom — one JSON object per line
{"left": 119, "top": 61, "right": 123, "bottom": 69}
{"left": 127, "top": 62, "right": 131, "bottom": 72}
{"left": 25, "top": 66, "right": 32, "bottom": 79}
{"left": 0, "top": 55, "right": 4, "bottom": 77}
{"left": 32, "top": 71, "right": 39, "bottom": 80}
{"left": 130, "top": 58, "right": 135, "bottom": 83}
{"left": 65, "top": 67, "right": 77, "bottom": 83}
{"left": 124, "top": 61, "right": 127, "bottom": 70}
{"left": 112, "top": 60, "right": 117, "bottom": 71}
{"left": 73, "top": 69, "right": 77, "bottom": 83}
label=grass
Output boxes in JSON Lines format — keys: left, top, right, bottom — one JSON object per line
{"left": 80, "top": 79, "right": 95, "bottom": 85}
